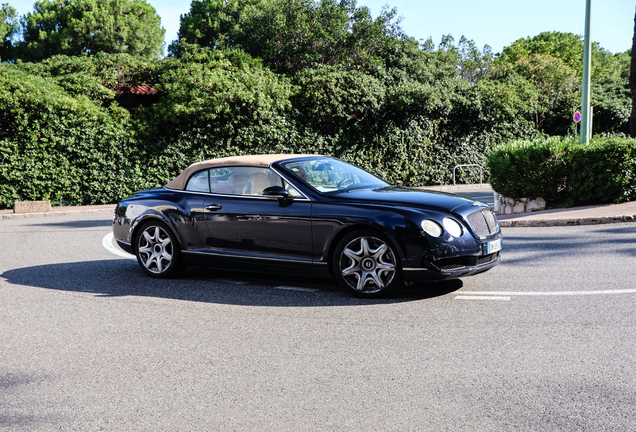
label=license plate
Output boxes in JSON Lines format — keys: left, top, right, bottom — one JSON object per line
{"left": 486, "top": 238, "right": 502, "bottom": 254}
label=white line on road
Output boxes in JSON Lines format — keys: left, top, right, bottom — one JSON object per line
{"left": 455, "top": 295, "right": 511, "bottom": 301}
{"left": 275, "top": 286, "right": 321, "bottom": 292}
{"left": 102, "top": 233, "right": 136, "bottom": 260}
{"left": 458, "top": 289, "right": 636, "bottom": 296}
{"left": 214, "top": 279, "right": 249, "bottom": 285}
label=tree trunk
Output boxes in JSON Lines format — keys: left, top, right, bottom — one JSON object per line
{"left": 630, "top": 6, "right": 636, "bottom": 137}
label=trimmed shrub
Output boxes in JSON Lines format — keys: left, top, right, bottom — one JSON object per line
{"left": 489, "top": 136, "right": 636, "bottom": 206}
{"left": 0, "top": 64, "right": 140, "bottom": 208}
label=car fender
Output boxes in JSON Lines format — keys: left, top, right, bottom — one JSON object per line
{"left": 129, "top": 209, "right": 185, "bottom": 253}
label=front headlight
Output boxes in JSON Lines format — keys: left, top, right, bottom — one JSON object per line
{"left": 421, "top": 220, "right": 443, "bottom": 237}
{"left": 443, "top": 217, "right": 463, "bottom": 237}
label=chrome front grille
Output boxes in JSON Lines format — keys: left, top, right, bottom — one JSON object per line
{"left": 466, "top": 209, "right": 498, "bottom": 237}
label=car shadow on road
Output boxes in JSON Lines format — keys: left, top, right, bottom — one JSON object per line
{"left": 1, "top": 259, "right": 463, "bottom": 307}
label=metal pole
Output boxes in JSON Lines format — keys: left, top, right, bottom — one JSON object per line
{"left": 580, "top": 0, "right": 592, "bottom": 144}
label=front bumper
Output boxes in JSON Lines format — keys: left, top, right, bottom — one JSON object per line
{"left": 403, "top": 251, "right": 500, "bottom": 282}
{"left": 401, "top": 227, "right": 502, "bottom": 282}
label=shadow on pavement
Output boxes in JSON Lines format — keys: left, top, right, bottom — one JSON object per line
{"left": 1, "top": 259, "right": 463, "bottom": 307}
{"left": 27, "top": 219, "right": 113, "bottom": 229}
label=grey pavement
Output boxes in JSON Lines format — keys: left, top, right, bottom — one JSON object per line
{"left": 2, "top": 212, "right": 636, "bottom": 431}
{"left": 3, "top": 185, "right": 636, "bottom": 227}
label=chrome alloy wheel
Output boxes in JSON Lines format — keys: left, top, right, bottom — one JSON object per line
{"left": 339, "top": 236, "right": 397, "bottom": 294}
{"left": 137, "top": 225, "right": 174, "bottom": 274}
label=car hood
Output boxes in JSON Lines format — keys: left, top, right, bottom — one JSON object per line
{"left": 328, "top": 186, "right": 481, "bottom": 213}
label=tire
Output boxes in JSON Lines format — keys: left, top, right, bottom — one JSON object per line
{"left": 134, "top": 220, "right": 184, "bottom": 278}
{"left": 332, "top": 229, "right": 402, "bottom": 298}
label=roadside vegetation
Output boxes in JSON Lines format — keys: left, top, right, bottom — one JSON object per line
{"left": 0, "top": 0, "right": 632, "bottom": 209}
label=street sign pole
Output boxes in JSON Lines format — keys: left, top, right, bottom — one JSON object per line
{"left": 580, "top": 0, "right": 592, "bottom": 145}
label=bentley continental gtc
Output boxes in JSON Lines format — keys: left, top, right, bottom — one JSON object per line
{"left": 112, "top": 154, "right": 502, "bottom": 298}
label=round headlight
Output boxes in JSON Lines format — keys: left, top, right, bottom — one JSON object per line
{"left": 443, "top": 217, "right": 463, "bottom": 237}
{"left": 421, "top": 220, "right": 443, "bottom": 237}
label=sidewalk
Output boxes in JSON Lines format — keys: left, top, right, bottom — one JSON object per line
{"left": 496, "top": 201, "right": 636, "bottom": 227}
{"left": 0, "top": 204, "right": 116, "bottom": 220}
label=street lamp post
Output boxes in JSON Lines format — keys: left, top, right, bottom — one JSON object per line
{"left": 580, "top": 0, "right": 592, "bottom": 144}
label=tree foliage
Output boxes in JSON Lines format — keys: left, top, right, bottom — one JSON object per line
{"left": 0, "top": 1, "right": 633, "bottom": 209}
{"left": 168, "top": 0, "right": 260, "bottom": 55}
{"left": 16, "top": 0, "right": 165, "bottom": 62}
{"left": 0, "top": 2, "right": 17, "bottom": 60}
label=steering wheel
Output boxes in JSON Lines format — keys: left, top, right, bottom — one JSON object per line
{"left": 337, "top": 178, "right": 354, "bottom": 189}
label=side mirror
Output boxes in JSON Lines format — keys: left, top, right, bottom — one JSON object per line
{"left": 263, "top": 186, "right": 293, "bottom": 207}
{"left": 263, "top": 185, "right": 289, "bottom": 198}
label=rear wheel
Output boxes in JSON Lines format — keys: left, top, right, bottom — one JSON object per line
{"left": 332, "top": 230, "right": 402, "bottom": 298}
{"left": 135, "top": 220, "right": 184, "bottom": 278}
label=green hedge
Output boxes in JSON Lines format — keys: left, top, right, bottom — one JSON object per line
{"left": 0, "top": 65, "right": 143, "bottom": 208}
{"left": 0, "top": 49, "right": 548, "bottom": 210}
{"left": 488, "top": 136, "right": 636, "bottom": 206}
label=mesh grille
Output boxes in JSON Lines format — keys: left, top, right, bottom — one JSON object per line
{"left": 466, "top": 209, "right": 498, "bottom": 237}
{"left": 477, "top": 252, "right": 499, "bottom": 266}
{"left": 438, "top": 258, "right": 466, "bottom": 270}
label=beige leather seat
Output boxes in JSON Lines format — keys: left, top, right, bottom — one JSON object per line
{"left": 227, "top": 174, "right": 249, "bottom": 194}
{"left": 243, "top": 172, "right": 271, "bottom": 195}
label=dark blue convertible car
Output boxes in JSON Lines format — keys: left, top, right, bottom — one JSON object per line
{"left": 113, "top": 154, "right": 501, "bottom": 297}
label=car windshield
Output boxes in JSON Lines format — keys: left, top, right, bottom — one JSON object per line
{"left": 280, "top": 158, "right": 389, "bottom": 194}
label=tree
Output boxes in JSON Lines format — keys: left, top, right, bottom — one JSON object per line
{"left": 235, "top": 0, "right": 405, "bottom": 74}
{"left": 0, "top": 3, "right": 17, "bottom": 61}
{"left": 17, "top": 0, "right": 165, "bottom": 61}
{"left": 168, "top": 0, "right": 260, "bottom": 56}
{"left": 499, "top": 31, "right": 616, "bottom": 80}
{"left": 171, "top": 0, "right": 405, "bottom": 74}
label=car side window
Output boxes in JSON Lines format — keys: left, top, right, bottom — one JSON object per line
{"left": 207, "top": 166, "right": 303, "bottom": 197}
{"left": 185, "top": 170, "right": 210, "bottom": 193}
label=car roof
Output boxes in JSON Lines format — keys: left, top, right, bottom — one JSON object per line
{"left": 165, "top": 154, "right": 323, "bottom": 190}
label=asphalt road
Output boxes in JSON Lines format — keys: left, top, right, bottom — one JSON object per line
{"left": 1, "top": 212, "right": 636, "bottom": 431}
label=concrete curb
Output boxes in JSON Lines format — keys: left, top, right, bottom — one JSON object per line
{"left": 0, "top": 207, "right": 115, "bottom": 220}
{"left": 499, "top": 214, "right": 636, "bottom": 228}
{"left": 419, "top": 184, "right": 493, "bottom": 192}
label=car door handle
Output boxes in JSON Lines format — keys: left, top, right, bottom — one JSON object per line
{"left": 205, "top": 204, "right": 222, "bottom": 211}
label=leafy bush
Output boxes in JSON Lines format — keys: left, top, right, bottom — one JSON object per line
{"left": 0, "top": 64, "right": 142, "bottom": 208}
{"left": 489, "top": 136, "right": 636, "bottom": 206}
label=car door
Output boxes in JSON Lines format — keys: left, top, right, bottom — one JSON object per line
{"left": 203, "top": 166, "right": 313, "bottom": 263}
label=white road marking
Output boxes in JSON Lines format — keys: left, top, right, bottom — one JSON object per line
{"left": 275, "top": 286, "right": 321, "bottom": 292}
{"left": 455, "top": 295, "right": 511, "bottom": 301}
{"left": 102, "top": 233, "right": 136, "bottom": 260}
{"left": 214, "top": 279, "right": 249, "bottom": 285}
{"left": 459, "top": 289, "right": 636, "bottom": 296}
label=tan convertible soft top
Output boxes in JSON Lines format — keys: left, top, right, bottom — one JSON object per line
{"left": 165, "top": 154, "right": 322, "bottom": 190}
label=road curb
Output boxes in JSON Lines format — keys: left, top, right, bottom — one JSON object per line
{"left": 499, "top": 214, "right": 636, "bottom": 228}
{"left": 0, "top": 207, "right": 115, "bottom": 220}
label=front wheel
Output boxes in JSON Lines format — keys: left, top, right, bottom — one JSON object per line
{"left": 332, "top": 230, "right": 402, "bottom": 298}
{"left": 135, "top": 220, "right": 184, "bottom": 278}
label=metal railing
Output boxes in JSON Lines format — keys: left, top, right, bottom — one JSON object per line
{"left": 452, "top": 164, "right": 483, "bottom": 186}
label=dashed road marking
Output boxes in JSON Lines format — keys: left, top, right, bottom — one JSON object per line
{"left": 275, "top": 286, "right": 321, "bottom": 292}
{"left": 455, "top": 295, "right": 511, "bottom": 301}
{"left": 214, "top": 279, "right": 249, "bottom": 285}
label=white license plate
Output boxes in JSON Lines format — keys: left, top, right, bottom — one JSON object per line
{"left": 486, "top": 238, "right": 502, "bottom": 254}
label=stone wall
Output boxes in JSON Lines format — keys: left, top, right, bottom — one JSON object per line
{"left": 496, "top": 196, "right": 546, "bottom": 215}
